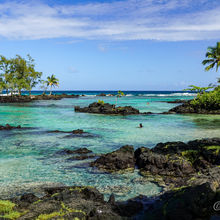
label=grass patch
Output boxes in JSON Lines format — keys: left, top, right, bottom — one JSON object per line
{"left": 36, "top": 202, "right": 86, "bottom": 220}
{"left": 0, "top": 200, "right": 24, "bottom": 219}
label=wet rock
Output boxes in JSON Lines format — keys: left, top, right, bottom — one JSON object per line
{"left": 0, "top": 124, "right": 22, "bottom": 130}
{"left": 67, "top": 154, "right": 97, "bottom": 161}
{"left": 72, "top": 129, "right": 84, "bottom": 134}
{"left": 91, "top": 145, "right": 135, "bottom": 172}
{"left": 165, "top": 100, "right": 220, "bottom": 114}
{"left": 75, "top": 102, "right": 140, "bottom": 115}
{"left": 56, "top": 148, "right": 93, "bottom": 155}
{"left": 96, "top": 93, "right": 106, "bottom": 96}
{"left": 0, "top": 94, "right": 79, "bottom": 103}
{"left": 166, "top": 99, "right": 189, "bottom": 104}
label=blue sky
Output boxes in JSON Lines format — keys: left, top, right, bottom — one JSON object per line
{"left": 0, "top": 0, "right": 219, "bottom": 90}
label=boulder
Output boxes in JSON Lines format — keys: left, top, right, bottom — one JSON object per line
{"left": 91, "top": 145, "right": 135, "bottom": 172}
{"left": 135, "top": 138, "right": 220, "bottom": 190}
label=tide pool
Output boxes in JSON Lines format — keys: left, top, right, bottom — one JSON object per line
{"left": 0, "top": 91, "right": 220, "bottom": 201}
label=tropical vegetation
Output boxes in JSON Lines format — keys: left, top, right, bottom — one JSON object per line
{"left": 0, "top": 54, "right": 59, "bottom": 96}
{"left": 202, "top": 42, "right": 220, "bottom": 72}
{"left": 184, "top": 85, "right": 213, "bottom": 94}
{"left": 187, "top": 42, "right": 220, "bottom": 110}
{"left": 46, "top": 74, "right": 59, "bottom": 95}
{"left": 0, "top": 54, "right": 42, "bottom": 95}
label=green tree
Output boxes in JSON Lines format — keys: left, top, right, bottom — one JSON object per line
{"left": 46, "top": 74, "right": 59, "bottom": 95}
{"left": 0, "top": 56, "right": 12, "bottom": 95}
{"left": 115, "top": 90, "right": 125, "bottom": 106}
{"left": 0, "top": 54, "right": 42, "bottom": 96}
{"left": 202, "top": 42, "right": 220, "bottom": 72}
{"left": 11, "top": 55, "right": 42, "bottom": 95}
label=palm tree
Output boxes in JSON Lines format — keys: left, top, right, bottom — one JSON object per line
{"left": 202, "top": 42, "right": 220, "bottom": 72}
{"left": 46, "top": 74, "right": 59, "bottom": 95}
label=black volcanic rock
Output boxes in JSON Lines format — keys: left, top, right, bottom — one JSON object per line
{"left": 0, "top": 94, "right": 79, "bottom": 103}
{"left": 135, "top": 138, "right": 220, "bottom": 190}
{"left": 166, "top": 100, "right": 220, "bottom": 114}
{"left": 0, "top": 124, "right": 22, "bottom": 130}
{"left": 75, "top": 102, "right": 140, "bottom": 115}
{"left": 91, "top": 145, "right": 135, "bottom": 172}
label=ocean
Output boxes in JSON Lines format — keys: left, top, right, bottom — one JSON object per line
{"left": 0, "top": 91, "right": 220, "bottom": 201}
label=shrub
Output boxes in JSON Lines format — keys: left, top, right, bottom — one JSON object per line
{"left": 97, "top": 100, "right": 105, "bottom": 105}
{"left": 190, "top": 86, "right": 220, "bottom": 110}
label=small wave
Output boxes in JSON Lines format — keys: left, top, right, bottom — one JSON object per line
{"left": 138, "top": 93, "right": 196, "bottom": 97}
{"left": 83, "top": 95, "right": 96, "bottom": 97}
{"left": 125, "top": 94, "right": 133, "bottom": 96}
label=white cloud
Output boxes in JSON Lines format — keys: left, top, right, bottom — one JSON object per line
{"left": 0, "top": 0, "right": 219, "bottom": 41}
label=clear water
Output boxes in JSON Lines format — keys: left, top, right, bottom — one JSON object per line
{"left": 0, "top": 91, "right": 220, "bottom": 201}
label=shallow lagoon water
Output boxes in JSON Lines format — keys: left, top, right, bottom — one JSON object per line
{"left": 0, "top": 91, "right": 220, "bottom": 201}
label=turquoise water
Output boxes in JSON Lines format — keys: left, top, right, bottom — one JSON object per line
{"left": 0, "top": 91, "right": 220, "bottom": 201}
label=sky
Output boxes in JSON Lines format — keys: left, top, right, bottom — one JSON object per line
{"left": 0, "top": 0, "right": 220, "bottom": 90}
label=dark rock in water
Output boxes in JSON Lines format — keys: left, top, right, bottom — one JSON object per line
{"left": 0, "top": 95, "right": 32, "bottom": 103}
{"left": 0, "top": 124, "right": 22, "bottom": 130}
{"left": 67, "top": 154, "right": 97, "bottom": 160}
{"left": 71, "top": 147, "right": 93, "bottom": 154}
{"left": 96, "top": 93, "right": 106, "bottom": 96}
{"left": 72, "top": 129, "right": 84, "bottom": 134}
{"left": 49, "top": 129, "right": 85, "bottom": 134}
{"left": 91, "top": 145, "right": 135, "bottom": 172}
{"left": 75, "top": 102, "right": 140, "bottom": 115}
{"left": 56, "top": 147, "right": 97, "bottom": 161}
{"left": 165, "top": 100, "right": 220, "bottom": 114}
{"left": 0, "top": 94, "right": 79, "bottom": 103}
{"left": 57, "top": 147, "right": 93, "bottom": 155}
{"left": 166, "top": 99, "right": 188, "bottom": 104}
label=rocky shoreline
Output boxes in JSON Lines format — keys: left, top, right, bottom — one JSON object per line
{"left": 1, "top": 138, "right": 220, "bottom": 219}
{"left": 166, "top": 100, "right": 220, "bottom": 114}
{"left": 0, "top": 94, "right": 79, "bottom": 103}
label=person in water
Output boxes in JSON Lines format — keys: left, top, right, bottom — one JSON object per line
{"left": 139, "top": 123, "right": 143, "bottom": 128}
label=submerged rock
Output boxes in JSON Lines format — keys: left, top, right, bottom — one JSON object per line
{"left": 91, "top": 145, "right": 135, "bottom": 173}
{"left": 75, "top": 102, "right": 140, "bottom": 115}
{"left": 56, "top": 147, "right": 93, "bottom": 155}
